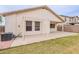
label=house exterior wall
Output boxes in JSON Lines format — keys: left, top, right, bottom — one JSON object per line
{"left": 5, "top": 14, "right": 17, "bottom": 35}
{"left": 5, "top": 8, "right": 61, "bottom": 36}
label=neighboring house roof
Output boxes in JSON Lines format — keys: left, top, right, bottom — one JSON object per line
{"left": 1, "top": 5, "right": 64, "bottom": 22}
{"left": 60, "top": 15, "right": 79, "bottom": 18}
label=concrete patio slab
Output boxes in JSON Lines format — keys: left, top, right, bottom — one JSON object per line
{"left": 11, "top": 31, "right": 78, "bottom": 47}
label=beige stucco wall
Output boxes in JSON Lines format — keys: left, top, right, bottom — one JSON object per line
{"left": 5, "top": 8, "right": 62, "bottom": 36}
{"left": 5, "top": 14, "right": 17, "bottom": 35}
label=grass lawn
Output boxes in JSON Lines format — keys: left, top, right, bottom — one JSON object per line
{"left": 0, "top": 34, "right": 79, "bottom": 54}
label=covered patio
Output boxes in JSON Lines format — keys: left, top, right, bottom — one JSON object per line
{"left": 50, "top": 21, "right": 61, "bottom": 32}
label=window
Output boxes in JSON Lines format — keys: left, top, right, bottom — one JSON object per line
{"left": 35, "top": 21, "right": 40, "bottom": 31}
{"left": 50, "top": 24, "right": 55, "bottom": 28}
{"left": 26, "top": 21, "right": 32, "bottom": 31}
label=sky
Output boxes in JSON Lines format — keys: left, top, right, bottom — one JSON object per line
{"left": 0, "top": 5, "right": 79, "bottom": 16}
